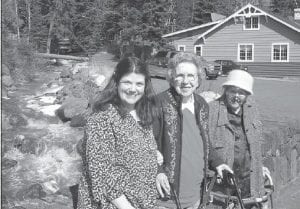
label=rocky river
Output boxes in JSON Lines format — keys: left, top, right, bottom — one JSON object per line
{"left": 1, "top": 52, "right": 115, "bottom": 209}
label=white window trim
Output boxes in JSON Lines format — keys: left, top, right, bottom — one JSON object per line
{"left": 194, "top": 45, "right": 203, "bottom": 56}
{"left": 243, "top": 16, "right": 260, "bottom": 30}
{"left": 178, "top": 45, "right": 186, "bottom": 51}
{"left": 271, "top": 43, "right": 289, "bottom": 62}
{"left": 238, "top": 43, "right": 254, "bottom": 62}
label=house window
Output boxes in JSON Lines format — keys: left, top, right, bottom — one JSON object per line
{"left": 244, "top": 16, "right": 259, "bottom": 30}
{"left": 178, "top": 45, "right": 186, "bottom": 51}
{"left": 194, "top": 45, "right": 202, "bottom": 56}
{"left": 238, "top": 44, "right": 254, "bottom": 62}
{"left": 272, "top": 43, "right": 289, "bottom": 62}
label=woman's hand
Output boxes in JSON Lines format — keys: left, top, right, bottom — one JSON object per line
{"left": 216, "top": 164, "right": 233, "bottom": 178}
{"left": 112, "top": 195, "right": 135, "bottom": 209}
{"left": 216, "top": 164, "right": 234, "bottom": 184}
{"left": 156, "top": 173, "right": 170, "bottom": 198}
{"left": 262, "top": 166, "right": 270, "bottom": 177}
{"left": 157, "top": 150, "right": 163, "bottom": 166}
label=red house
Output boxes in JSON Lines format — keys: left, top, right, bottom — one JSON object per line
{"left": 162, "top": 4, "right": 300, "bottom": 77}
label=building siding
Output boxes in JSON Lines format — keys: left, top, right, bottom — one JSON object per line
{"left": 171, "top": 17, "right": 300, "bottom": 63}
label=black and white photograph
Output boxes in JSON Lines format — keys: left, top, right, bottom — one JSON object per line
{"left": 1, "top": 0, "right": 300, "bottom": 209}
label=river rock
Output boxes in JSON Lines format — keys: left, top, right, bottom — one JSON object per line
{"left": 70, "top": 114, "right": 87, "bottom": 127}
{"left": 2, "top": 64, "right": 11, "bottom": 76}
{"left": 64, "top": 98, "right": 89, "bottom": 118}
{"left": 2, "top": 158, "right": 18, "bottom": 170}
{"left": 2, "top": 75, "right": 14, "bottom": 87}
{"left": 9, "top": 113, "right": 28, "bottom": 127}
{"left": 16, "top": 183, "right": 47, "bottom": 200}
{"left": 55, "top": 107, "right": 70, "bottom": 122}
{"left": 58, "top": 97, "right": 89, "bottom": 120}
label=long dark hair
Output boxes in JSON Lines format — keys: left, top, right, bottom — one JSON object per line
{"left": 93, "top": 57, "right": 157, "bottom": 126}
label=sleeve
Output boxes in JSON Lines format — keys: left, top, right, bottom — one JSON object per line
{"left": 152, "top": 101, "right": 165, "bottom": 174}
{"left": 206, "top": 102, "right": 225, "bottom": 170}
{"left": 208, "top": 142, "right": 225, "bottom": 170}
{"left": 85, "top": 115, "right": 130, "bottom": 202}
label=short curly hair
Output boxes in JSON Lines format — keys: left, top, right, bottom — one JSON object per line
{"left": 167, "top": 52, "right": 203, "bottom": 85}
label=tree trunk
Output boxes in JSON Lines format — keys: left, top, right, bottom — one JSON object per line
{"left": 191, "top": 0, "right": 195, "bottom": 24}
{"left": 35, "top": 53, "right": 89, "bottom": 61}
{"left": 14, "top": 0, "right": 20, "bottom": 41}
{"left": 26, "top": 0, "right": 31, "bottom": 43}
{"left": 46, "top": 11, "right": 57, "bottom": 54}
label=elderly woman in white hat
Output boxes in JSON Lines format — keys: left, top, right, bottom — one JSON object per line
{"left": 208, "top": 70, "right": 270, "bottom": 209}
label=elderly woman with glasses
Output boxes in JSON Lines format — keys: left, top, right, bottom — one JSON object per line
{"left": 153, "top": 52, "right": 232, "bottom": 209}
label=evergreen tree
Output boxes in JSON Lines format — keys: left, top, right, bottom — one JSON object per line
{"left": 270, "top": 0, "right": 299, "bottom": 17}
{"left": 192, "top": 0, "right": 215, "bottom": 25}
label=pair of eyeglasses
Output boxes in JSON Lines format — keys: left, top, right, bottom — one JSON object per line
{"left": 174, "top": 74, "right": 198, "bottom": 82}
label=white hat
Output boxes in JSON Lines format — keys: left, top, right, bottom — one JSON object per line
{"left": 222, "top": 70, "right": 254, "bottom": 95}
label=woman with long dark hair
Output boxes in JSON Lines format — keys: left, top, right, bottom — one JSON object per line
{"left": 78, "top": 57, "right": 159, "bottom": 209}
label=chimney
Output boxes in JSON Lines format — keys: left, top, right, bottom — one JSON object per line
{"left": 295, "top": 8, "right": 300, "bottom": 20}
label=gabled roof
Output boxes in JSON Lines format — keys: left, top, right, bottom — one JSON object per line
{"left": 162, "top": 21, "right": 221, "bottom": 38}
{"left": 197, "top": 3, "right": 300, "bottom": 41}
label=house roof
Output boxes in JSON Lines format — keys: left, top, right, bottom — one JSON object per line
{"left": 162, "top": 21, "right": 221, "bottom": 38}
{"left": 197, "top": 3, "right": 300, "bottom": 41}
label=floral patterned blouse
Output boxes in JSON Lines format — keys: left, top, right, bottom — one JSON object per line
{"left": 78, "top": 104, "right": 158, "bottom": 209}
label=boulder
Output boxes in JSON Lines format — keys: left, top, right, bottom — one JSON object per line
{"left": 62, "top": 97, "right": 89, "bottom": 119}
{"left": 70, "top": 114, "right": 87, "bottom": 127}
{"left": 55, "top": 107, "right": 70, "bottom": 122}
{"left": 2, "top": 75, "right": 14, "bottom": 87}
{"left": 16, "top": 183, "right": 47, "bottom": 200}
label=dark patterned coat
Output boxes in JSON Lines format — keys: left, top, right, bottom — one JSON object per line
{"left": 153, "top": 88, "right": 223, "bottom": 203}
{"left": 208, "top": 96, "right": 265, "bottom": 198}
{"left": 78, "top": 104, "right": 158, "bottom": 209}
